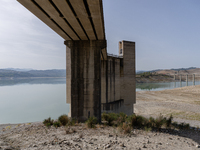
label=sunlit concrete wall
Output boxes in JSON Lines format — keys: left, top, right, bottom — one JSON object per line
{"left": 101, "top": 41, "right": 135, "bottom": 115}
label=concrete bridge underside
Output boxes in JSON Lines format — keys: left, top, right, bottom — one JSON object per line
{"left": 17, "top": 0, "right": 135, "bottom": 123}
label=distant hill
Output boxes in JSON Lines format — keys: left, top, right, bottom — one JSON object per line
{"left": 4, "top": 68, "right": 33, "bottom": 72}
{"left": 136, "top": 67, "right": 200, "bottom": 76}
{"left": 136, "top": 70, "right": 147, "bottom": 74}
{"left": 0, "top": 69, "right": 66, "bottom": 78}
{"left": 149, "top": 67, "right": 199, "bottom": 75}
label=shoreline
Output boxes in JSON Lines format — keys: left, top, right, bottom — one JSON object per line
{"left": 135, "top": 85, "right": 200, "bottom": 128}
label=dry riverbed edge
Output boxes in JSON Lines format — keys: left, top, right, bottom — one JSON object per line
{"left": 1, "top": 85, "right": 200, "bottom": 149}
{"left": 135, "top": 85, "right": 200, "bottom": 127}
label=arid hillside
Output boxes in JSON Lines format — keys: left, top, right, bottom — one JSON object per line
{"left": 155, "top": 68, "right": 200, "bottom": 75}
{"left": 136, "top": 68, "right": 200, "bottom": 83}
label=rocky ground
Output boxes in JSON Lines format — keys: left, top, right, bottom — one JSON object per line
{"left": 0, "top": 122, "right": 200, "bottom": 150}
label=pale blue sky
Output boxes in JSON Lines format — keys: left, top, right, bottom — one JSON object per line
{"left": 0, "top": 0, "right": 200, "bottom": 70}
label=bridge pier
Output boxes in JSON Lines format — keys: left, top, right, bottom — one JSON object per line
{"left": 179, "top": 75, "right": 182, "bottom": 82}
{"left": 186, "top": 74, "right": 188, "bottom": 86}
{"left": 193, "top": 74, "right": 195, "bottom": 85}
{"left": 65, "top": 40, "right": 106, "bottom": 123}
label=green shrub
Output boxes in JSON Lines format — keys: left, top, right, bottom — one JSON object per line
{"left": 102, "top": 113, "right": 119, "bottom": 126}
{"left": 172, "top": 121, "right": 178, "bottom": 129}
{"left": 68, "top": 118, "right": 77, "bottom": 126}
{"left": 154, "top": 115, "right": 164, "bottom": 130}
{"left": 53, "top": 121, "right": 61, "bottom": 128}
{"left": 128, "top": 114, "right": 147, "bottom": 128}
{"left": 43, "top": 117, "right": 54, "bottom": 127}
{"left": 86, "top": 117, "right": 98, "bottom": 128}
{"left": 178, "top": 123, "right": 190, "bottom": 130}
{"left": 121, "top": 122, "right": 131, "bottom": 134}
{"left": 183, "top": 123, "right": 190, "bottom": 129}
{"left": 147, "top": 117, "right": 155, "bottom": 128}
{"left": 58, "top": 114, "right": 69, "bottom": 126}
{"left": 164, "top": 115, "right": 173, "bottom": 128}
{"left": 116, "top": 112, "right": 127, "bottom": 126}
{"left": 144, "top": 126, "right": 152, "bottom": 132}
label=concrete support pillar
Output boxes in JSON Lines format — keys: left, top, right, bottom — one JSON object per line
{"left": 65, "top": 40, "right": 106, "bottom": 123}
{"left": 174, "top": 74, "right": 176, "bottom": 80}
{"left": 193, "top": 74, "right": 195, "bottom": 85}
{"left": 186, "top": 74, "right": 188, "bottom": 86}
{"left": 179, "top": 75, "right": 182, "bottom": 82}
{"left": 120, "top": 41, "right": 135, "bottom": 115}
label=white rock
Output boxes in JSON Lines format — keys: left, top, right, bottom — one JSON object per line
{"left": 196, "top": 145, "right": 200, "bottom": 148}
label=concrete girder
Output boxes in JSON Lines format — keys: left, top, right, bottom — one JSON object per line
{"left": 87, "top": 0, "right": 105, "bottom": 40}
{"left": 17, "top": 0, "right": 71, "bottom": 40}
{"left": 52, "top": 0, "right": 88, "bottom": 40}
{"left": 35, "top": 0, "right": 79, "bottom": 40}
{"left": 17, "top": 0, "right": 105, "bottom": 41}
{"left": 69, "top": 0, "right": 96, "bottom": 40}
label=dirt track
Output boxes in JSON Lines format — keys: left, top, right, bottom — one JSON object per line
{"left": 135, "top": 85, "right": 200, "bottom": 127}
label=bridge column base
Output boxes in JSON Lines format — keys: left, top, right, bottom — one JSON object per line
{"left": 65, "top": 40, "right": 106, "bottom": 123}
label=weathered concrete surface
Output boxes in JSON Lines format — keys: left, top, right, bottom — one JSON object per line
{"left": 65, "top": 40, "right": 106, "bottom": 123}
{"left": 101, "top": 41, "right": 135, "bottom": 115}
{"left": 17, "top": 0, "right": 105, "bottom": 40}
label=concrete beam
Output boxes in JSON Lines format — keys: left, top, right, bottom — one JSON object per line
{"left": 87, "top": 0, "right": 105, "bottom": 40}
{"left": 35, "top": 0, "right": 79, "bottom": 40}
{"left": 70, "top": 0, "right": 96, "bottom": 40}
{"left": 17, "top": 0, "right": 71, "bottom": 40}
{"left": 52, "top": 0, "right": 88, "bottom": 40}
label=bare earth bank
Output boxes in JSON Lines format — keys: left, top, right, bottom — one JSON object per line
{"left": 135, "top": 85, "right": 200, "bottom": 127}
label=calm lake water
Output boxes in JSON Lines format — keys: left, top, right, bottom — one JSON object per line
{"left": 136, "top": 81, "right": 200, "bottom": 91}
{"left": 1, "top": 78, "right": 200, "bottom": 124}
{"left": 0, "top": 78, "right": 69, "bottom": 124}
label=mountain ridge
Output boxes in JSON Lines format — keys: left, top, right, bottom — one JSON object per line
{"left": 0, "top": 69, "right": 66, "bottom": 78}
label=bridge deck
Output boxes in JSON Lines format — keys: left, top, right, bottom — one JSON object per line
{"left": 17, "top": 0, "right": 105, "bottom": 41}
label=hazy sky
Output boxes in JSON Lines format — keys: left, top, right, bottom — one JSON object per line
{"left": 0, "top": 0, "right": 200, "bottom": 70}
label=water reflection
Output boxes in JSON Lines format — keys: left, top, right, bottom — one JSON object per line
{"left": 136, "top": 83, "right": 170, "bottom": 91}
{"left": 136, "top": 81, "right": 200, "bottom": 91}
{"left": 0, "top": 77, "right": 66, "bottom": 86}
{"left": 0, "top": 78, "right": 68, "bottom": 124}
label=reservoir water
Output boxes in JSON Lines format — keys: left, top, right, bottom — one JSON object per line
{"left": 0, "top": 78, "right": 69, "bottom": 124}
{"left": 1, "top": 78, "right": 200, "bottom": 124}
{"left": 136, "top": 81, "right": 200, "bottom": 91}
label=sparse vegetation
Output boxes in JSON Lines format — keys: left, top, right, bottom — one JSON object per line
{"left": 164, "top": 114, "right": 173, "bottom": 128}
{"left": 43, "top": 117, "right": 54, "bottom": 127}
{"left": 85, "top": 116, "right": 98, "bottom": 128}
{"left": 101, "top": 113, "right": 193, "bottom": 133}
{"left": 42, "top": 113, "right": 192, "bottom": 133}
{"left": 68, "top": 118, "right": 77, "bottom": 126}
{"left": 43, "top": 114, "right": 69, "bottom": 128}
{"left": 128, "top": 114, "right": 147, "bottom": 128}
{"left": 116, "top": 112, "right": 127, "bottom": 126}
{"left": 58, "top": 114, "right": 69, "bottom": 126}
{"left": 154, "top": 114, "right": 165, "bottom": 130}
{"left": 53, "top": 121, "right": 61, "bottom": 128}
{"left": 102, "top": 112, "right": 119, "bottom": 126}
